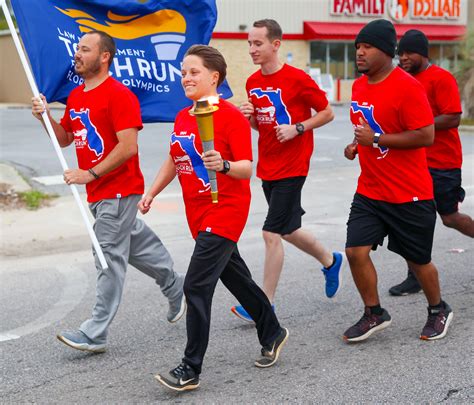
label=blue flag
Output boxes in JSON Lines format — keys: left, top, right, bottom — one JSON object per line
{"left": 11, "top": 0, "right": 232, "bottom": 122}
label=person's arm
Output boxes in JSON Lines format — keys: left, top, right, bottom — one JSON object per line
{"left": 434, "top": 113, "right": 461, "bottom": 130}
{"left": 138, "top": 156, "right": 177, "bottom": 214}
{"left": 31, "top": 95, "right": 74, "bottom": 147}
{"left": 202, "top": 150, "right": 252, "bottom": 179}
{"left": 63, "top": 127, "right": 139, "bottom": 185}
{"left": 239, "top": 99, "right": 258, "bottom": 130}
{"left": 354, "top": 118, "right": 434, "bottom": 149}
{"left": 275, "top": 103, "right": 334, "bottom": 143}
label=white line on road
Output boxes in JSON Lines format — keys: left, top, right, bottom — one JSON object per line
{"left": 31, "top": 174, "right": 183, "bottom": 199}
{"left": 315, "top": 134, "right": 341, "bottom": 140}
{"left": 0, "top": 263, "right": 88, "bottom": 342}
{"left": 312, "top": 157, "right": 333, "bottom": 162}
{"left": 32, "top": 175, "right": 65, "bottom": 185}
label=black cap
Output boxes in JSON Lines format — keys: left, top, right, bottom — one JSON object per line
{"left": 355, "top": 19, "right": 397, "bottom": 57}
{"left": 398, "top": 29, "right": 429, "bottom": 57}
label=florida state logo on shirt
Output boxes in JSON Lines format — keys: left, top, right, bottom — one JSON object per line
{"left": 249, "top": 87, "right": 291, "bottom": 126}
{"left": 171, "top": 132, "right": 210, "bottom": 193}
{"left": 351, "top": 102, "right": 389, "bottom": 159}
{"left": 70, "top": 108, "right": 105, "bottom": 162}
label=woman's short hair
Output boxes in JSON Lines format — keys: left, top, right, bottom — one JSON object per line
{"left": 185, "top": 45, "right": 227, "bottom": 87}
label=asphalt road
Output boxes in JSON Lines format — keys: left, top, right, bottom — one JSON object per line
{"left": 0, "top": 105, "right": 473, "bottom": 403}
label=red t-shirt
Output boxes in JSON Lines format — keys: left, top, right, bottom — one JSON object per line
{"left": 350, "top": 67, "right": 434, "bottom": 203}
{"left": 170, "top": 99, "right": 252, "bottom": 242}
{"left": 246, "top": 64, "right": 329, "bottom": 181}
{"left": 60, "top": 77, "right": 144, "bottom": 203}
{"left": 414, "top": 64, "right": 463, "bottom": 169}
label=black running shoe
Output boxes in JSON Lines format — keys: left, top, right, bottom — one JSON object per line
{"left": 389, "top": 270, "right": 421, "bottom": 296}
{"left": 420, "top": 302, "right": 453, "bottom": 341}
{"left": 343, "top": 307, "right": 392, "bottom": 342}
{"left": 255, "top": 327, "right": 289, "bottom": 368}
{"left": 155, "top": 362, "right": 200, "bottom": 392}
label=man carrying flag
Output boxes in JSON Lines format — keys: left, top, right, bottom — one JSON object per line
{"left": 32, "top": 30, "right": 185, "bottom": 353}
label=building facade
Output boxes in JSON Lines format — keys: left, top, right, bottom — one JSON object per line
{"left": 0, "top": 0, "right": 470, "bottom": 105}
{"left": 211, "top": 0, "right": 469, "bottom": 103}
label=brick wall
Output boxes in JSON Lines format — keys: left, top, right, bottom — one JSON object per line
{"left": 0, "top": 33, "right": 31, "bottom": 104}
{"left": 210, "top": 38, "right": 310, "bottom": 106}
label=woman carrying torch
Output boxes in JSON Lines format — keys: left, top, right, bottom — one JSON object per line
{"left": 138, "top": 45, "right": 288, "bottom": 392}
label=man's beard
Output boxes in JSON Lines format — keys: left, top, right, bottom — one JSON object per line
{"left": 406, "top": 62, "right": 422, "bottom": 74}
{"left": 74, "top": 58, "right": 102, "bottom": 78}
{"left": 357, "top": 67, "right": 369, "bottom": 74}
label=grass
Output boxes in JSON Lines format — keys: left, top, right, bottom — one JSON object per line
{"left": 0, "top": 1, "right": 16, "bottom": 31}
{"left": 461, "top": 118, "right": 474, "bottom": 126}
{"left": 18, "top": 190, "right": 57, "bottom": 210}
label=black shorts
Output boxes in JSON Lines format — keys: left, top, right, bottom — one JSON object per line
{"left": 429, "top": 168, "right": 466, "bottom": 216}
{"left": 262, "top": 176, "right": 306, "bottom": 235}
{"left": 346, "top": 193, "right": 436, "bottom": 265}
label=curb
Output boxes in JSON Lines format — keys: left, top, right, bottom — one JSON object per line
{"left": 0, "top": 163, "right": 31, "bottom": 193}
{"left": 459, "top": 125, "right": 474, "bottom": 133}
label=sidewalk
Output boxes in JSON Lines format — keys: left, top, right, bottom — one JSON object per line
{"left": 0, "top": 162, "right": 187, "bottom": 259}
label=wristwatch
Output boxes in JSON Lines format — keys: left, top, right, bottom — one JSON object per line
{"left": 373, "top": 132, "right": 381, "bottom": 148}
{"left": 295, "top": 122, "right": 305, "bottom": 135}
{"left": 220, "top": 159, "right": 230, "bottom": 174}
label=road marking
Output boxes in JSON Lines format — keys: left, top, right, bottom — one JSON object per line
{"left": 31, "top": 174, "right": 183, "bottom": 199}
{"left": 158, "top": 192, "right": 182, "bottom": 199}
{"left": 315, "top": 134, "right": 341, "bottom": 140}
{"left": 0, "top": 263, "right": 88, "bottom": 342}
{"left": 32, "top": 175, "right": 65, "bottom": 185}
{"left": 312, "top": 157, "right": 333, "bottom": 162}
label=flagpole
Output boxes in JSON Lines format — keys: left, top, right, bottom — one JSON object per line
{"left": 1, "top": 0, "right": 108, "bottom": 270}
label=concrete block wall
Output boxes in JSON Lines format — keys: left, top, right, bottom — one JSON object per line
{"left": 0, "top": 33, "right": 31, "bottom": 104}
{"left": 210, "top": 38, "right": 311, "bottom": 105}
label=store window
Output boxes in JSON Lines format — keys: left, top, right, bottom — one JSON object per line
{"left": 329, "top": 43, "right": 345, "bottom": 78}
{"left": 310, "top": 42, "right": 357, "bottom": 80}
{"left": 346, "top": 44, "right": 357, "bottom": 79}
{"left": 440, "top": 44, "right": 458, "bottom": 71}
{"left": 311, "top": 41, "right": 459, "bottom": 79}
{"left": 310, "top": 42, "right": 326, "bottom": 72}
{"left": 428, "top": 44, "right": 458, "bottom": 72}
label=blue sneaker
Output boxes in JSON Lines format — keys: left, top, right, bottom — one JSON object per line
{"left": 57, "top": 330, "right": 106, "bottom": 353}
{"left": 231, "top": 304, "right": 275, "bottom": 323}
{"left": 321, "top": 252, "right": 344, "bottom": 298}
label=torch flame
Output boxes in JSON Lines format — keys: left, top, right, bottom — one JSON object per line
{"left": 207, "top": 96, "right": 220, "bottom": 106}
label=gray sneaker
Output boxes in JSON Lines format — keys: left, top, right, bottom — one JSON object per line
{"left": 167, "top": 277, "right": 186, "bottom": 323}
{"left": 57, "top": 330, "right": 106, "bottom": 353}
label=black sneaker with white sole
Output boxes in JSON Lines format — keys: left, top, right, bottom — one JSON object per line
{"left": 389, "top": 270, "right": 421, "bottom": 296}
{"left": 343, "top": 307, "right": 392, "bottom": 342}
{"left": 420, "top": 302, "right": 453, "bottom": 341}
{"left": 255, "top": 327, "right": 289, "bottom": 368}
{"left": 155, "top": 362, "right": 199, "bottom": 392}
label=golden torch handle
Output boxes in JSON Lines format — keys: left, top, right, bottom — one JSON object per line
{"left": 190, "top": 99, "right": 219, "bottom": 203}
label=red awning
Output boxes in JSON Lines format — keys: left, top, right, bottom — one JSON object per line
{"left": 304, "top": 22, "right": 466, "bottom": 41}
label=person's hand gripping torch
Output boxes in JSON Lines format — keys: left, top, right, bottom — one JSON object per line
{"left": 190, "top": 97, "right": 219, "bottom": 203}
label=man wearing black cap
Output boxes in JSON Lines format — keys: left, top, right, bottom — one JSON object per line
{"left": 389, "top": 29, "right": 473, "bottom": 297}
{"left": 343, "top": 19, "right": 453, "bottom": 343}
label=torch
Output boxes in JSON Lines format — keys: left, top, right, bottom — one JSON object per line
{"left": 189, "top": 97, "right": 219, "bottom": 203}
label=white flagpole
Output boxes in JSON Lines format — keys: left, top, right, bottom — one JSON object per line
{"left": 1, "top": 0, "right": 108, "bottom": 270}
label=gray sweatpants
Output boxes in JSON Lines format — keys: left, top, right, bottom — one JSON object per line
{"left": 80, "top": 194, "right": 181, "bottom": 343}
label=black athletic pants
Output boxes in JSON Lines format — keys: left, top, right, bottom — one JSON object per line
{"left": 183, "top": 232, "right": 281, "bottom": 374}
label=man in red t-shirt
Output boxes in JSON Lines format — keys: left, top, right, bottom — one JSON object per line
{"left": 343, "top": 19, "right": 453, "bottom": 342}
{"left": 231, "top": 19, "right": 343, "bottom": 322}
{"left": 31, "top": 31, "right": 184, "bottom": 354}
{"left": 389, "top": 29, "right": 473, "bottom": 296}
